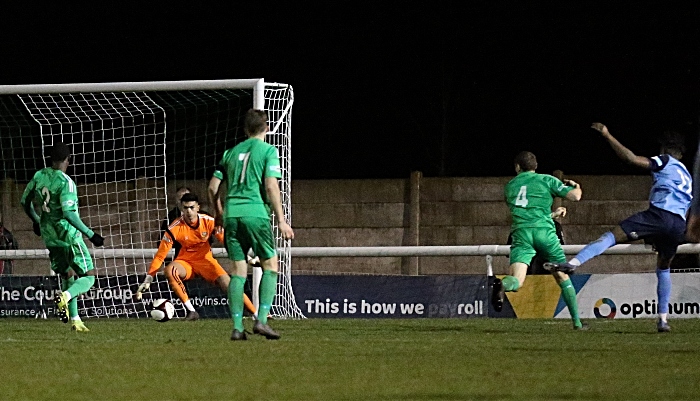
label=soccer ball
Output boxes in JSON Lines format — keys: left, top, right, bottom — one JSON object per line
{"left": 150, "top": 298, "right": 175, "bottom": 322}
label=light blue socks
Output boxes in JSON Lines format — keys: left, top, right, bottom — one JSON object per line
{"left": 573, "top": 231, "right": 616, "bottom": 265}
{"left": 656, "top": 268, "right": 671, "bottom": 315}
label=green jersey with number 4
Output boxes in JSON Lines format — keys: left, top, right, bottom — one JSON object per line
{"left": 505, "top": 171, "right": 573, "bottom": 230}
{"left": 20, "top": 168, "right": 88, "bottom": 247}
{"left": 212, "top": 137, "right": 282, "bottom": 219}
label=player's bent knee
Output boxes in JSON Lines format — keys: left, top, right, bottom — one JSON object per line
{"left": 552, "top": 271, "right": 569, "bottom": 283}
{"left": 509, "top": 262, "right": 528, "bottom": 286}
{"left": 166, "top": 262, "right": 188, "bottom": 279}
{"left": 260, "top": 256, "right": 279, "bottom": 272}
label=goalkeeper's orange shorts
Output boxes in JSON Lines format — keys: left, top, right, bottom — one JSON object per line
{"left": 174, "top": 254, "right": 227, "bottom": 283}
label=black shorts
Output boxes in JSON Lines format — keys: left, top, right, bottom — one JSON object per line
{"left": 619, "top": 206, "right": 686, "bottom": 259}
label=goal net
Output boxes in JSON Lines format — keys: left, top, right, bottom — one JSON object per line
{"left": 0, "top": 79, "right": 304, "bottom": 319}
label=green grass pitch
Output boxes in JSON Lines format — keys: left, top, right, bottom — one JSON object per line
{"left": 2, "top": 318, "right": 700, "bottom": 400}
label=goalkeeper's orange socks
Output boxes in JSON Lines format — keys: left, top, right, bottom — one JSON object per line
{"left": 243, "top": 294, "right": 257, "bottom": 316}
{"left": 257, "top": 270, "right": 278, "bottom": 325}
{"left": 501, "top": 275, "right": 520, "bottom": 292}
{"left": 167, "top": 267, "right": 190, "bottom": 305}
{"left": 559, "top": 278, "right": 582, "bottom": 328}
{"left": 228, "top": 275, "right": 246, "bottom": 332}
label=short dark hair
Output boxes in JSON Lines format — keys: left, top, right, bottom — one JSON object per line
{"left": 49, "top": 142, "right": 71, "bottom": 163}
{"left": 180, "top": 193, "right": 198, "bottom": 203}
{"left": 514, "top": 151, "right": 538, "bottom": 171}
{"left": 659, "top": 131, "right": 685, "bottom": 155}
{"left": 244, "top": 109, "right": 268, "bottom": 136}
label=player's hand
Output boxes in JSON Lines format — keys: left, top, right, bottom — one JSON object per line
{"left": 552, "top": 207, "right": 567, "bottom": 219}
{"left": 563, "top": 179, "right": 579, "bottom": 188}
{"left": 278, "top": 222, "right": 294, "bottom": 240}
{"left": 89, "top": 233, "right": 105, "bottom": 247}
{"left": 591, "top": 122, "right": 610, "bottom": 137}
{"left": 32, "top": 222, "right": 41, "bottom": 236}
{"left": 247, "top": 255, "right": 261, "bottom": 267}
{"left": 135, "top": 275, "right": 154, "bottom": 300}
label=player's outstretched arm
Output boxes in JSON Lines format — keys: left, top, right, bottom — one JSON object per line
{"left": 207, "top": 176, "right": 225, "bottom": 226}
{"left": 19, "top": 180, "right": 41, "bottom": 236}
{"left": 62, "top": 209, "right": 104, "bottom": 246}
{"left": 562, "top": 179, "right": 582, "bottom": 201}
{"left": 137, "top": 234, "right": 173, "bottom": 300}
{"left": 592, "top": 122, "right": 651, "bottom": 169}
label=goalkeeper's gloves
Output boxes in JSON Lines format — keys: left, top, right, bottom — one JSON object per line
{"left": 135, "top": 275, "right": 154, "bottom": 301}
{"left": 32, "top": 222, "right": 41, "bottom": 237}
{"left": 89, "top": 233, "right": 105, "bottom": 247}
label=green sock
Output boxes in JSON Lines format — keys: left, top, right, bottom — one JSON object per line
{"left": 558, "top": 279, "right": 581, "bottom": 327}
{"left": 228, "top": 275, "right": 246, "bottom": 331}
{"left": 61, "top": 276, "right": 79, "bottom": 319}
{"left": 67, "top": 276, "right": 95, "bottom": 300}
{"left": 258, "top": 270, "right": 278, "bottom": 325}
{"left": 502, "top": 275, "right": 520, "bottom": 292}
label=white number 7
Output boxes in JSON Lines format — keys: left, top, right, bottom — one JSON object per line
{"left": 239, "top": 152, "right": 251, "bottom": 184}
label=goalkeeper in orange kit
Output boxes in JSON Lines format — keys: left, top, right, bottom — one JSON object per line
{"left": 135, "top": 193, "right": 257, "bottom": 320}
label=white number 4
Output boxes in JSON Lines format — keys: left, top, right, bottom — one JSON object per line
{"left": 515, "top": 185, "right": 528, "bottom": 207}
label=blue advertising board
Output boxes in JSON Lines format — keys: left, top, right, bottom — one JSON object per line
{"left": 292, "top": 275, "right": 489, "bottom": 318}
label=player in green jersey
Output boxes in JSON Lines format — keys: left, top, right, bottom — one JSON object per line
{"left": 495, "top": 151, "right": 586, "bottom": 329}
{"left": 20, "top": 142, "right": 104, "bottom": 332}
{"left": 208, "top": 109, "right": 294, "bottom": 341}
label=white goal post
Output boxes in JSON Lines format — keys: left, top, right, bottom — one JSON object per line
{"left": 0, "top": 79, "right": 302, "bottom": 319}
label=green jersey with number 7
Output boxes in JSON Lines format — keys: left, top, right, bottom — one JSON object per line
{"left": 212, "top": 137, "right": 282, "bottom": 219}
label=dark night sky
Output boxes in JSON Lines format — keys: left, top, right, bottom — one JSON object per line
{"left": 1, "top": 2, "right": 699, "bottom": 179}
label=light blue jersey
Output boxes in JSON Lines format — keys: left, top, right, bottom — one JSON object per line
{"left": 649, "top": 154, "right": 692, "bottom": 219}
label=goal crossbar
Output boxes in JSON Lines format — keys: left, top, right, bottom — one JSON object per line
{"left": 0, "top": 79, "right": 269, "bottom": 109}
{"left": 0, "top": 79, "right": 265, "bottom": 94}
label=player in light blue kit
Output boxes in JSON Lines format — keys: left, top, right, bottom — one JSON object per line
{"left": 545, "top": 123, "right": 692, "bottom": 333}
